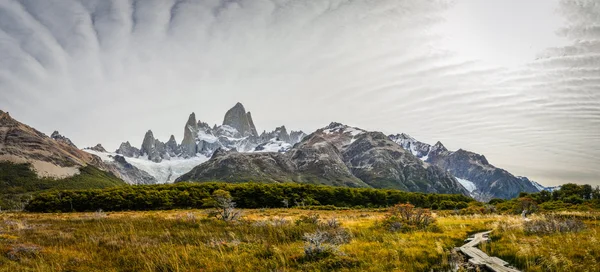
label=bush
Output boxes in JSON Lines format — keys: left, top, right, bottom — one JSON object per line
{"left": 382, "top": 203, "right": 435, "bottom": 232}
{"left": 523, "top": 216, "right": 585, "bottom": 235}
{"left": 302, "top": 230, "right": 338, "bottom": 260}
{"left": 204, "top": 189, "right": 241, "bottom": 222}
{"left": 295, "top": 213, "right": 321, "bottom": 226}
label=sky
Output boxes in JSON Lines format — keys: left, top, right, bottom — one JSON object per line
{"left": 0, "top": 0, "right": 598, "bottom": 186}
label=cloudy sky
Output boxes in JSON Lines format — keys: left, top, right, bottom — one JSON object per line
{"left": 0, "top": 0, "right": 598, "bottom": 186}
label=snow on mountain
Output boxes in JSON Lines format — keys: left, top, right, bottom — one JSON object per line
{"left": 85, "top": 149, "right": 209, "bottom": 183}
{"left": 322, "top": 122, "right": 366, "bottom": 144}
{"left": 197, "top": 130, "right": 219, "bottom": 143}
{"left": 524, "top": 178, "right": 561, "bottom": 192}
{"left": 254, "top": 138, "right": 292, "bottom": 152}
{"left": 389, "top": 133, "right": 432, "bottom": 161}
{"left": 455, "top": 177, "right": 477, "bottom": 193}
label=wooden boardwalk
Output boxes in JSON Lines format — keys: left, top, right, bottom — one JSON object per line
{"left": 458, "top": 231, "right": 521, "bottom": 272}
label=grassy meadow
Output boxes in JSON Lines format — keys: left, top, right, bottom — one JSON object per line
{"left": 1, "top": 208, "right": 598, "bottom": 272}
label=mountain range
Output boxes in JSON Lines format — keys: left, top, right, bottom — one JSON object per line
{"left": 0, "top": 104, "right": 553, "bottom": 201}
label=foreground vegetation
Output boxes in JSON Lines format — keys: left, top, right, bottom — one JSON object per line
{"left": 1, "top": 208, "right": 598, "bottom": 272}
{"left": 481, "top": 213, "right": 600, "bottom": 272}
{"left": 0, "top": 162, "right": 125, "bottom": 210}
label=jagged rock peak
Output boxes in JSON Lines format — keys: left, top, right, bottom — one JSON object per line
{"left": 181, "top": 112, "right": 199, "bottom": 158}
{"left": 50, "top": 131, "right": 77, "bottom": 148}
{"left": 325, "top": 122, "right": 346, "bottom": 129}
{"left": 87, "top": 144, "right": 107, "bottom": 152}
{"left": 141, "top": 130, "right": 162, "bottom": 162}
{"left": 222, "top": 102, "right": 258, "bottom": 137}
{"left": 116, "top": 141, "right": 141, "bottom": 158}
{"left": 395, "top": 133, "right": 416, "bottom": 141}
{"left": 432, "top": 141, "right": 447, "bottom": 152}
{"left": 166, "top": 135, "right": 180, "bottom": 157}
{"left": 187, "top": 112, "right": 197, "bottom": 127}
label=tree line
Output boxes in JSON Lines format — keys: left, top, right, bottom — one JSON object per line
{"left": 24, "top": 182, "right": 474, "bottom": 212}
{"left": 491, "top": 183, "right": 600, "bottom": 213}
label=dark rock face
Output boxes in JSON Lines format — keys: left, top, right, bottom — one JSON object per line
{"left": 140, "top": 130, "right": 162, "bottom": 163}
{"left": 287, "top": 134, "right": 368, "bottom": 187}
{"left": 87, "top": 144, "right": 107, "bottom": 153}
{"left": 181, "top": 113, "right": 198, "bottom": 158}
{"left": 343, "top": 132, "right": 469, "bottom": 195}
{"left": 176, "top": 151, "right": 297, "bottom": 183}
{"left": 222, "top": 102, "right": 258, "bottom": 137}
{"left": 111, "top": 155, "right": 158, "bottom": 185}
{"left": 51, "top": 131, "right": 77, "bottom": 148}
{"left": 115, "top": 141, "right": 140, "bottom": 158}
{"left": 389, "top": 133, "right": 541, "bottom": 200}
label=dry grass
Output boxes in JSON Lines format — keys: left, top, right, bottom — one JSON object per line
{"left": 481, "top": 212, "right": 600, "bottom": 272}
{"left": 0, "top": 209, "right": 597, "bottom": 271}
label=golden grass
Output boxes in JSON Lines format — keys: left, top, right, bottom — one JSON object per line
{"left": 0, "top": 209, "right": 598, "bottom": 271}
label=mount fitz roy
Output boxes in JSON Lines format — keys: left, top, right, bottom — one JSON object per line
{"left": 0, "top": 104, "right": 550, "bottom": 201}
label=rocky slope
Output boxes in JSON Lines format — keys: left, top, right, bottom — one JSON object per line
{"left": 0, "top": 110, "right": 109, "bottom": 178}
{"left": 389, "top": 133, "right": 542, "bottom": 200}
{"left": 176, "top": 123, "right": 468, "bottom": 195}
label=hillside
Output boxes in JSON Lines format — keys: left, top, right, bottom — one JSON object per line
{"left": 0, "top": 161, "right": 125, "bottom": 210}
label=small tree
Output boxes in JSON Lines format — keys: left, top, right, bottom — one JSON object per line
{"left": 205, "top": 189, "right": 241, "bottom": 222}
{"left": 518, "top": 197, "right": 538, "bottom": 217}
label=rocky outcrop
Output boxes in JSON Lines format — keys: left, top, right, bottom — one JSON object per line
{"left": 86, "top": 144, "right": 107, "bottom": 153}
{"left": 115, "top": 141, "right": 140, "bottom": 158}
{"left": 222, "top": 102, "right": 258, "bottom": 137}
{"left": 51, "top": 131, "right": 77, "bottom": 148}
{"left": 260, "top": 126, "right": 291, "bottom": 143}
{"left": 181, "top": 113, "right": 198, "bottom": 158}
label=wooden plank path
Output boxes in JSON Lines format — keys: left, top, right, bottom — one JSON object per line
{"left": 458, "top": 231, "right": 521, "bottom": 272}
